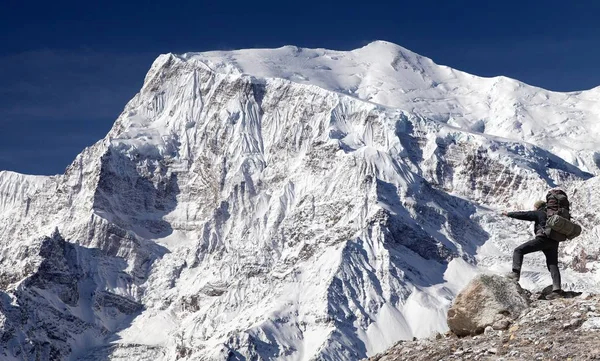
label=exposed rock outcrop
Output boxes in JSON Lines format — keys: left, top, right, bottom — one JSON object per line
{"left": 446, "top": 274, "right": 530, "bottom": 336}
{"left": 366, "top": 291, "right": 599, "bottom": 361}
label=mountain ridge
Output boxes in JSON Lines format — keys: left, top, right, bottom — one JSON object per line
{"left": 147, "top": 40, "right": 600, "bottom": 175}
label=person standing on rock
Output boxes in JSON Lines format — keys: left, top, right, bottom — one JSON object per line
{"left": 502, "top": 200, "right": 563, "bottom": 300}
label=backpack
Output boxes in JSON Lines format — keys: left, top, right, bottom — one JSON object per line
{"left": 546, "top": 189, "right": 570, "bottom": 219}
{"left": 544, "top": 189, "right": 581, "bottom": 241}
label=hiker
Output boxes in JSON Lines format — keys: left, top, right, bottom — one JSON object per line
{"left": 502, "top": 200, "right": 563, "bottom": 300}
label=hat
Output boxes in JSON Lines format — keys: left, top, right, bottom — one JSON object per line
{"left": 534, "top": 200, "right": 546, "bottom": 210}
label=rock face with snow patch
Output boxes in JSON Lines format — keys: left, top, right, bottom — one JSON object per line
{"left": 0, "top": 230, "right": 143, "bottom": 360}
{"left": 446, "top": 274, "right": 530, "bottom": 336}
{"left": 0, "top": 41, "right": 598, "bottom": 360}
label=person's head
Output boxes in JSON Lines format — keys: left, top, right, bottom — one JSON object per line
{"left": 534, "top": 200, "right": 546, "bottom": 210}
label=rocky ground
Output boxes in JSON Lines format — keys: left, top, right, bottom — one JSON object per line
{"left": 366, "top": 290, "right": 600, "bottom": 361}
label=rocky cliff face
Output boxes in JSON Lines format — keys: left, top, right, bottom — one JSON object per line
{"left": 0, "top": 41, "right": 599, "bottom": 360}
{"left": 0, "top": 230, "right": 143, "bottom": 360}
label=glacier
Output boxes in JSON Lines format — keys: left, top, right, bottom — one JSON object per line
{"left": 0, "top": 40, "right": 599, "bottom": 360}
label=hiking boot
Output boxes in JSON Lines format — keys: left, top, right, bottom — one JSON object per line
{"left": 505, "top": 271, "right": 520, "bottom": 282}
{"left": 546, "top": 290, "right": 564, "bottom": 300}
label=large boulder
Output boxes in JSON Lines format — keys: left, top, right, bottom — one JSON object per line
{"left": 447, "top": 273, "right": 530, "bottom": 336}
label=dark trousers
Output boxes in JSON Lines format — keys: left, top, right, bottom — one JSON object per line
{"left": 513, "top": 237, "right": 561, "bottom": 291}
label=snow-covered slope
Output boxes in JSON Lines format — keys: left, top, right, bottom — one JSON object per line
{"left": 186, "top": 41, "right": 600, "bottom": 174}
{"left": 0, "top": 41, "right": 599, "bottom": 361}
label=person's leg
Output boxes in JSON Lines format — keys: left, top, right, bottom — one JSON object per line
{"left": 512, "top": 238, "right": 546, "bottom": 279}
{"left": 542, "top": 243, "right": 562, "bottom": 292}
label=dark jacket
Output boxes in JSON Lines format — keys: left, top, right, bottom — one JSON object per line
{"left": 506, "top": 208, "right": 548, "bottom": 238}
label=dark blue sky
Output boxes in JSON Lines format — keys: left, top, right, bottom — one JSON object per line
{"left": 2, "top": 0, "right": 600, "bottom": 175}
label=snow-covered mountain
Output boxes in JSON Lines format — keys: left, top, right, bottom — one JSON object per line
{"left": 0, "top": 40, "right": 599, "bottom": 361}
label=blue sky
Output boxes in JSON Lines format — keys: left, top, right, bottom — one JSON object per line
{"left": 2, "top": 0, "right": 600, "bottom": 175}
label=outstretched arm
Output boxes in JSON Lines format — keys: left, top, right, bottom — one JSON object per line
{"left": 503, "top": 211, "right": 537, "bottom": 221}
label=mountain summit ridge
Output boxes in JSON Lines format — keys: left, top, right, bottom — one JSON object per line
{"left": 147, "top": 40, "right": 600, "bottom": 175}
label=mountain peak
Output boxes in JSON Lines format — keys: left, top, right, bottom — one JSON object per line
{"left": 355, "top": 39, "right": 417, "bottom": 56}
{"left": 137, "top": 41, "right": 600, "bottom": 175}
{"left": 1, "top": 40, "right": 600, "bottom": 361}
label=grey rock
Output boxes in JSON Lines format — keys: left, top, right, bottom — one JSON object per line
{"left": 492, "top": 319, "right": 511, "bottom": 330}
{"left": 581, "top": 317, "right": 600, "bottom": 330}
{"left": 447, "top": 274, "right": 530, "bottom": 336}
